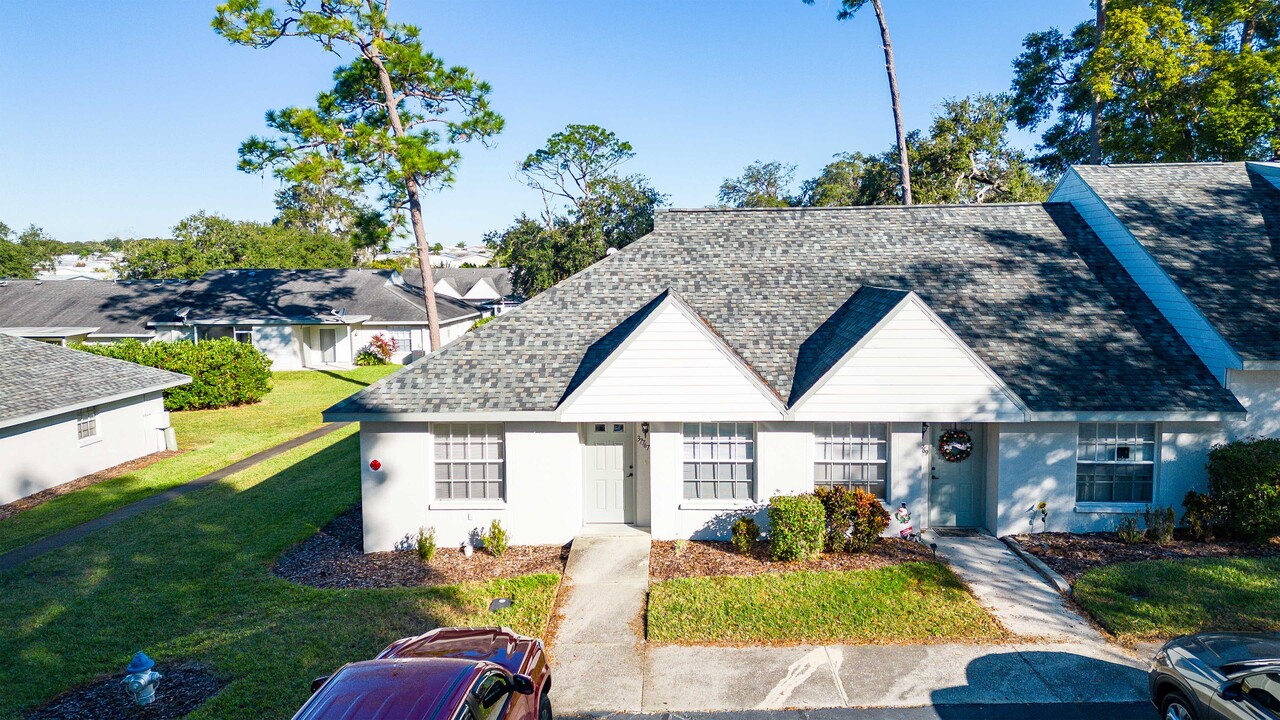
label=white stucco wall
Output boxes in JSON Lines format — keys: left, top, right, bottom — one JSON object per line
{"left": 0, "top": 393, "right": 171, "bottom": 504}
{"left": 990, "top": 421, "right": 1222, "bottom": 537}
{"left": 252, "top": 325, "right": 303, "bottom": 370}
{"left": 1228, "top": 369, "right": 1280, "bottom": 439}
{"left": 359, "top": 421, "right": 582, "bottom": 551}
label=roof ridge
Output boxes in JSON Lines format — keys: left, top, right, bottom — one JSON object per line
{"left": 657, "top": 202, "right": 1047, "bottom": 214}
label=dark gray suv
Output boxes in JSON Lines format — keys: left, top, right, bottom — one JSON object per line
{"left": 1150, "top": 633, "right": 1280, "bottom": 719}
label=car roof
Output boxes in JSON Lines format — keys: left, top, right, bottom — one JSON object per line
{"left": 1184, "top": 633, "right": 1280, "bottom": 671}
{"left": 291, "top": 658, "right": 481, "bottom": 720}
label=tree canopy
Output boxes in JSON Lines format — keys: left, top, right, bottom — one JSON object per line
{"left": 213, "top": 0, "right": 503, "bottom": 349}
{"left": 1011, "top": 0, "right": 1280, "bottom": 171}
{"left": 718, "top": 161, "right": 798, "bottom": 208}
{"left": 116, "top": 212, "right": 352, "bottom": 280}
{"left": 487, "top": 124, "right": 665, "bottom": 297}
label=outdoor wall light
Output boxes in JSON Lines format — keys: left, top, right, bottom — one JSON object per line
{"left": 641, "top": 422, "right": 650, "bottom": 436}
{"left": 122, "top": 651, "right": 162, "bottom": 706}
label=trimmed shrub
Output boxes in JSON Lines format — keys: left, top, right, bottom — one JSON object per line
{"left": 1115, "top": 515, "right": 1144, "bottom": 544}
{"left": 355, "top": 349, "right": 386, "bottom": 366}
{"left": 768, "top": 494, "right": 825, "bottom": 561}
{"left": 470, "top": 315, "right": 496, "bottom": 331}
{"left": 1144, "top": 505, "right": 1176, "bottom": 545}
{"left": 730, "top": 517, "right": 759, "bottom": 554}
{"left": 814, "top": 486, "right": 890, "bottom": 553}
{"left": 355, "top": 334, "right": 397, "bottom": 366}
{"left": 1208, "top": 437, "right": 1280, "bottom": 542}
{"left": 416, "top": 527, "right": 437, "bottom": 563}
{"left": 482, "top": 519, "right": 508, "bottom": 557}
{"left": 75, "top": 338, "right": 271, "bottom": 410}
{"left": 1182, "top": 490, "right": 1217, "bottom": 542}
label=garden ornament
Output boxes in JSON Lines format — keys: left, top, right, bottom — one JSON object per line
{"left": 122, "top": 651, "right": 162, "bottom": 706}
{"left": 895, "top": 503, "right": 915, "bottom": 539}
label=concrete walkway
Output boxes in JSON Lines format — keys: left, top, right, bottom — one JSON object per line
{"left": 924, "top": 531, "right": 1103, "bottom": 643}
{"left": 0, "top": 422, "right": 349, "bottom": 574}
{"left": 551, "top": 525, "right": 652, "bottom": 713}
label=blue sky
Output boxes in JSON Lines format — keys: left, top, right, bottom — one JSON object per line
{"left": 0, "top": 1, "right": 1091, "bottom": 247}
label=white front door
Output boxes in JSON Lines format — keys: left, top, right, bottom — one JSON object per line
{"left": 584, "top": 423, "right": 630, "bottom": 524}
{"left": 319, "top": 327, "right": 339, "bottom": 364}
{"left": 928, "top": 424, "right": 986, "bottom": 528}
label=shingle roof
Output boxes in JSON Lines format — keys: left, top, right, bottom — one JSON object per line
{"left": 329, "top": 202, "right": 1241, "bottom": 417}
{"left": 405, "top": 268, "right": 516, "bottom": 299}
{"left": 0, "top": 334, "right": 189, "bottom": 429}
{"left": 175, "top": 269, "right": 480, "bottom": 324}
{"left": 1072, "top": 162, "right": 1280, "bottom": 361}
{"left": 0, "top": 280, "right": 190, "bottom": 335}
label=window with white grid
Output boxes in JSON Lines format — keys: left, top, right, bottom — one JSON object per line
{"left": 76, "top": 408, "right": 97, "bottom": 441}
{"left": 682, "top": 423, "right": 754, "bottom": 501}
{"left": 814, "top": 422, "right": 888, "bottom": 499}
{"left": 389, "top": 328, "right": 413, "bottom": 352}
{"left": 1076, "top": 423, "right": 1156, "bottom": 503}
{"left": 434, "top": 423, "right": 504, "bottom": 501}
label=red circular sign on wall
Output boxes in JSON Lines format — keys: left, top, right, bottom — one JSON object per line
{"left": 369, "top": 459, "right": 382, "bottom": 471}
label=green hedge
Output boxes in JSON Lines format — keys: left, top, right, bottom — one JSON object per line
{"left": 76, "top": 338, "right": 272, "bottom": 410}
{"left": 768, "top": 494, "right": 825, "bottom": 561}
{"left": 1206, "top": 437, "right": 1280, "bottom": 542}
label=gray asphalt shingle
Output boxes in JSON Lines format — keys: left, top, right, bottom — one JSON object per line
{"left": 1073, "top": 162, "right": 1280, "bottom": 361}
{"left": 0, "top": 334, "right": 189, "bottom": 428}
{"left": 329, "top": 202, "right": 1240, "bottom": 417}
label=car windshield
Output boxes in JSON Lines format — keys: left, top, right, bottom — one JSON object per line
{"left": 294, "top": 662, "right": 464, "bottom": 720}
{"left": 1243, "top": 672, "right": 1280, "bottom": 713}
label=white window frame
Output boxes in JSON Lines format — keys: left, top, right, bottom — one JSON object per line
{"left": 433, "top": 423, "right": 505, "bottom": 502}
{"left": 682, "top": 422, "right": 755, "bottom": 502}
{"left": 388, "top": 328, "right": 414, "bottom": 353}
{"left": 1076, "top": 422, "right": 1158, "bottom": 506}
{"left": 814, "top": 422, "right": 889, "bottom": 500}
{"left": 76, "top": 407, "right": 99, "bottom": 444}
{"left": 232, "top": 327, "right": 253, "bottom": 345}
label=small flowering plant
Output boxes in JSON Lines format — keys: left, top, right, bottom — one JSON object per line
{"left": 1034, "top": 501, "right": 1048, "bottom": 533}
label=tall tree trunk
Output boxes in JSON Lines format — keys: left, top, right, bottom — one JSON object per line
{"left": 367, "top": 43, "right": 443, "bottom": 351}
{"left": 1242, "top": 18, "right": 1256, "bottom": 50}
{"left": 871, "top": 0, "right": 912, "bottom": 205}
{"left": 1091, "top": 0, "right": 1107, "bottom": 165}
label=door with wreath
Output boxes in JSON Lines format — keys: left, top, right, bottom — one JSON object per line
{"left": 928, "top": 424, "right": 986, "bottom": 528}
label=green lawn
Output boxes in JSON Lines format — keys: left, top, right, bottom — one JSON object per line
{"left": 647, "top": 562, "right": 1006, "bottom": 645}
{"left": 1074, "top": 557, "right": 1280, "bottom": 642}
{"left": 0, "top": 366, "right": 397, "bottom": 554}
{"left": 0, "top": 427, "right": 560, "bottom": 719}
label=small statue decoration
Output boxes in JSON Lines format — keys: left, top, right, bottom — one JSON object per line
{"left": 122, "top": 651, "right": 162, "bottom": 706}
{"left": 895, "top": 503, "right": 916, "bottom": 540}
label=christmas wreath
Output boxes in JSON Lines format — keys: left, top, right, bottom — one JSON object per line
{"left": 938, "top": 429, "right": 974, "bottom": 463}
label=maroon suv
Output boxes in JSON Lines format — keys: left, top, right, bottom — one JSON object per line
{"left": 291, "top": 627, "right": 553, "bottom": 720}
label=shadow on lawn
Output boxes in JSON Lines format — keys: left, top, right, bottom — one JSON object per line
{"left": 0, "top": 434, "right": 473, "bottom": 717}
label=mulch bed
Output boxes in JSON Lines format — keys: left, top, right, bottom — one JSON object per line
{"left": 1011, "top": 531, "right": 1280, "bottom": 583}
{"left": 274, "top": 506, "right": 568, "bottom": 588}
{"left": 650, "top": 538, "right": 933, "bottom": 581}
{"left": 26, "top": 664, "right": 225, "bottom": 720}
{"left": 0, "top": 451, "right": 180, "bottom": 522}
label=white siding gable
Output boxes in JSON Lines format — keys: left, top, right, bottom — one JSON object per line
{"left": 557, "top": 295, "right": 784, "bottom": 422}
{"left": 433, "top": 279, "right": 461, "bottom": 298}
{"left": 790, "top": 295, "right": 1027, "bottom": 422}
{"left": 1050, "top": 168, "right": 1241, "bottom": 382}
{"left": 463, "top": 277, "right": 500, "bottom": 301}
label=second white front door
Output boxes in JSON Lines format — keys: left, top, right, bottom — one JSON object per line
{"left": 584, "top": 423, "right": 630, "bottom": 524}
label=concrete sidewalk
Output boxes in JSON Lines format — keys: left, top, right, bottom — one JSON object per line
{"left": 551, "top": 525, "right": 652, "bottom": 713}
{"left": 639, "top": 641, "right": 1147, "bottom": 712}
{"left": 926, "top": 531, "right": 1103, "bottom": 644}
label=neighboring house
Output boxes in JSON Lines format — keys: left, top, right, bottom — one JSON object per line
{"left": 0, "top": 268, "right": 516, "bottom": 369}
{"left": 0, "top": 334, "right": 189, "bottom": 505}
{"left": 326, "top": 161, "right": 1279, "bottom": 552}
{"left": 430, "top": 246, "right": 494, "bottom": 268}
{"left": 0, "top": 278, "right": 189, "bottom": 344}
{"left": 37, "top": 252, "right": 123, "bottom": 281}
{"left": 149, "top": 269, "right": 484, "bottom": 370}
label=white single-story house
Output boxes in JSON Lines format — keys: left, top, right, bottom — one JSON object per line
{"left": 326, "top": 162, "right": 1280, "bottom": 551}
{"left": 0, "top": 267, "right": 521, "bottom": 369}
{"left": 0, "top": 334, "right": 190, "bottom": 505}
